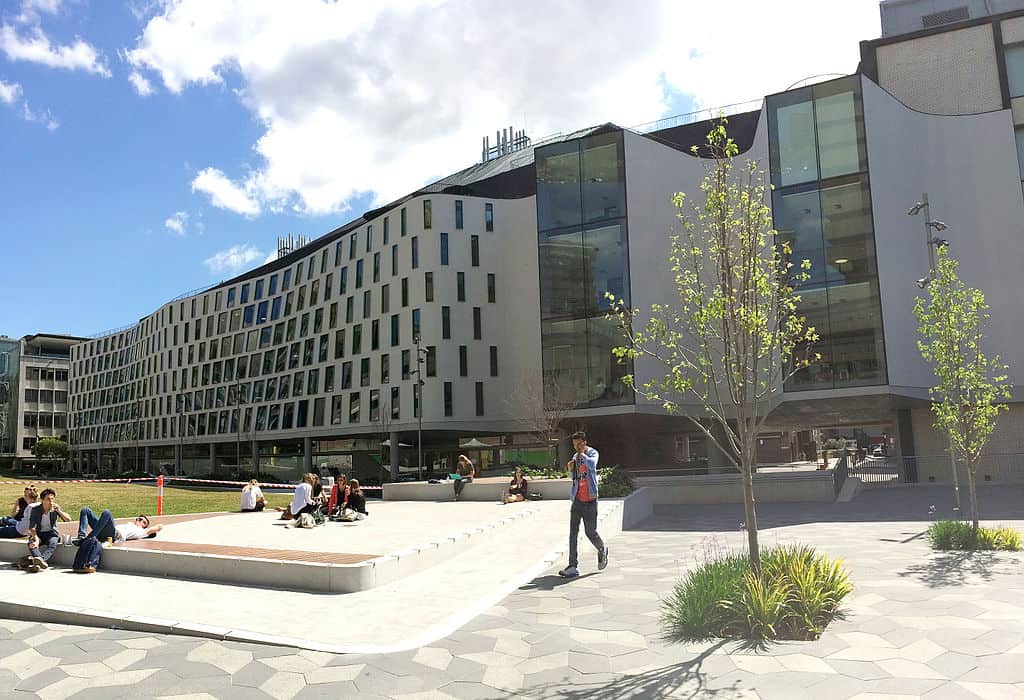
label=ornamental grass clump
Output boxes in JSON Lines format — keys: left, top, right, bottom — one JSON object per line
{"left": 927, "top": 520, "right": 1021, "bottom": 551}
{"left": 662, "top": 544, "right": 852, "bottom": 642}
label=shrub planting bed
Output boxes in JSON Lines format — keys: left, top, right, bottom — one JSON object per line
{"left": 662, "top": 544, "right": 852, "bottom": 641}
{"left": 927, "top": 520, "right": 1022, "bottom": 551}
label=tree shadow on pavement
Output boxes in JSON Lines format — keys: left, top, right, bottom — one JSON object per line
{"left": 897, "top": 550, "right": 1021, "bottom": 587}
{"left": 523, "top": 641, "right": 738, "bottom": 700}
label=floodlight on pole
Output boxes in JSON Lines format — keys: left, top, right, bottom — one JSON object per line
{"left": 915, "top": 277, "right": 932, "bottom": 289}
{"left": 907, "top": 202, "right": 925, "bottom": 216}
{"left": 927, "top": 220, "right": 947, "bottom": 232}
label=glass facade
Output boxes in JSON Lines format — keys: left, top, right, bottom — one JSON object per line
{"left": 767, "top": 77, "right": 887, "bottom": 391}
{"left": 535, "top": 130, "right": 633, "bottom": 408}
{"left": 0, "top": 339, "right": 19, "bottom": 456}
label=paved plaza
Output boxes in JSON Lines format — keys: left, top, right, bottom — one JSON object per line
{"left": 1, "top": 485, "right": 1023, "bottom": 699}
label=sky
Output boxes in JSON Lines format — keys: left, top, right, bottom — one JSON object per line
{"left": 0, "top": 0, "right": 882, "bottom": 340}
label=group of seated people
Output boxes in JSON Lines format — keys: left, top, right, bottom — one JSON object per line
{"left": 246, "top": 471, "right": 367, "bottom": 525}
{"left": 2, "top": 485, "right": 161, "bottom": 573}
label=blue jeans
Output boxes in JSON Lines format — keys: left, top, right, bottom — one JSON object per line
{"left": 29, "top": 530, "right": 60, "bottom": 562}
{"left": 78, "top": 507, "right": 116, "bottom": 542}
{"left": 568, "top": 500, "right": 604, "bottom": 568}
{"left": 0, "top": 525, "right": 23, "bottom": 539}
{"left": 0, "top": 516, "right": 18, "bottom": 527}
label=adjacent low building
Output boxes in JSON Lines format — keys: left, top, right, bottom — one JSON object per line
{"left": 68, "top": 3, "right": 1024, "bottom": 484}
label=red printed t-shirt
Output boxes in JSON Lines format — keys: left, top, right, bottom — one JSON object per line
{"left": 575, "top": 455, "right": 594, "bottom": 502}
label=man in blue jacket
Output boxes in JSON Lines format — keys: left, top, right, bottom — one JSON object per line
{"left": 559, "top": 431, "right": 608, "bottom": 578}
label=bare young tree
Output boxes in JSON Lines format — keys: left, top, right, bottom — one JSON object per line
{"left": 509, "top": 371, "right": 580, "bottom": 469}
{"left": 608, "top": 121, "right": 816, "bottom": 573}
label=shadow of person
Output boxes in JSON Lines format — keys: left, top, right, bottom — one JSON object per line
{"left": 518, "top": 573, "right": 598, "bottom": 592}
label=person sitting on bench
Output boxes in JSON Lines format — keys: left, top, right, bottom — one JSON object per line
{"left": 453, "top": 454, "right": 474, "bottom": 501}
{"left": 73, "top": 508, "right": 162, "bottom": 545}
{"left": 21, "top": 489, "right": 71, "bottom": 572}
{"left": 0, "top": 486, "right": 37, "bottom": 539}
{"left": 1, "top": 485, "right": 37, "bottom": 527}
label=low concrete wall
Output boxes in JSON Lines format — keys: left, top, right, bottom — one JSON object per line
{"left": 636, "top": 471, "right": 836, "bottom": 505}
{"left": 383, "top": 478, "right": 572, "bottom": 501}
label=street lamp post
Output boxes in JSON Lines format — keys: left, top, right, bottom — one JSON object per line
{"left": 233, "top": 382, "right": 243, "bottom": 475}
{"left": 412, "top": 334, "right": 428, "bottom": 481}
{"left": 908, "top": 193, "right": 959, "bottom": 512}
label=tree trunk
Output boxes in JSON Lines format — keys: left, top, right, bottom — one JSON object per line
{"left": 741, "top": 463, "right": 761, "bottom": 574}
{"left": 967, "top": 460, "right": 979, "bottom": 531}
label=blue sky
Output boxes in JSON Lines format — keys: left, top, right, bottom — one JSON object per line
{"left": 0, "top": 0, "right": 880, "bottom": 340}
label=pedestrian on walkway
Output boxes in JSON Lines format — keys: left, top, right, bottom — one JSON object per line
{"left": 559, "top": 431, "right": 608, "bottom": 578}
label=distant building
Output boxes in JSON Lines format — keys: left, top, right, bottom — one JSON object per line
{"left": 68, "top": 8, "right": 1024, "bottom": 484}
{"left": 0, "top": 334, "right": 83, "bottom": 469}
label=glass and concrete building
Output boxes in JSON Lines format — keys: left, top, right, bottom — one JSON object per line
{"left": 0, "top": 333, "right": 81, "bottom": 470}
{"left": 68, "top": 5, "right": 1024, "bottom": 483}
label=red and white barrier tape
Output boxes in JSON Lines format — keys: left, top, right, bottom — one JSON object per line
{"left": 0, "top": 476, "right": 382, "bottom": 490}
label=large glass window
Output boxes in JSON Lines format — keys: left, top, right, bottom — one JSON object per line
{"left": 535, "top": 130, "right": 633, "bottom": 409}
{"left": 768, "top": 76, "right": 886, "bottom": 391}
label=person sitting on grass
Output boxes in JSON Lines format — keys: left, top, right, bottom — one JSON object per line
{"left": 73, "top": 508, "right": 163, "bottom": 546}
{"left": 281, "top": 473, "right": 317, "bottom": 521}
{"left": 337, "top": 479, "right": 369, "bottom": 521}
{"left": 0, "top": 486, "right": 38, "bottom": 538}
{"left": 328, "top": 473, "right": 350, "bottom": 520}
{"left": 1, "top": 485, "right": 38, "bottom": 528}
{"left": 241, "top": 479, "right": 267, "bottom": 512}
{"left": 503, "top": 467, "right": 529, "bottom": 504}
{"left": 19, "top": 489, "right": 72, "bottom": 573}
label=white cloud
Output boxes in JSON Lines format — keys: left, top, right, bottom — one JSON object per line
{"left": 191, "top": 167, "right": 261, "bottom": 216}
{"left": 128, "top": 70, "right": 154, "bottom": 96}
{"left": 164, "top": 211, "right": 188, "bottom": 235}
{"left": 127, "top": 0, "right": 881, "bottom": 218}
{"left": 21, "top": 101, "right": 58, "bottom": 129}
{"left": 0, "top": 24, "right": 110, "bottom": 76}
{"left": 0, "top": 79, "right": 21, "bottom": 104}
{"left": 204, "top": 244, "right": 265, "bottom": 275}
{"left": 14, "top": 0, "right": 62, "bottom": 25}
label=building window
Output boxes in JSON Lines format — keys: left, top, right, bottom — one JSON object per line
{"left": 426, "top": 346, "right": 437, "bottom": 376}
{"left": 767, "top": 76, "right": 885, "bottom": 392}
{"left": 391, "top": 314, "right": 400, "bottom": 346}
{"left": 475, "top": 382, "right": 484, "bottom": 416}
{"left": 455, "top": 200, "right": 463, "bottom": 229}
{"left": 487, "top": 273, "right": 496, "bottom": 303}
{"left": 471, "top": 235, "right": 480, "bottom": 267}
{"left": 440, "top": 232, "right": 449, "bottom": 265}
{"left": 381, "top": 284, "right": 390, "bottom": 314}
{"left": 485, "top": 203, "right": 493, "bottom": 232}
{"left": 349, "top": 233, "right": 357, "bottom": 260}
{"left": 423, "top": 199, "right": 432, "bottom": 229}
{"left": 401, "top": 207, "right": 407, "bottom": 236}
{"left": 240, "top": 283, "right": 250, "bottom": 304}
{"left": 341, "top": 362, "right": 352, "bottom": 389}
{"left": 352, "top": 324, "right": 362, "bottom": 355}
{"left": 1015, "top": 128, "right": 1024, "bottom": 186}
{"left": 401, "top": 350, "right": 410, "bottom": 379}
{"left": 391, "top": 244, "right": 398, "bottom": 276}
{"left": 349, "top": 392, "right": 360, "bottom": 423}
{"left": 269, "top": 274, "right": 278, "bottom": 294}
{"left": 363, "top": 289, "right": 372, "bottom": 319}
{"left": 401, "top": 277, "right": 409, "bottom": 307}
{"left": 339, "top": 267, "right": 348, "bottom": 294}
{"left": 1006, "top": 45, "right": 1024, "bottom": 98}
{"left": 412, "top": 308, "right": 421, "bottom": 338}
{"left": 459, "top": 345, "right": 468, "bottom": 376}
{"left": 472, "top": 307, "right": 482, "bottom": 340}
{"left": 443, "top": 382, "right": 452, "bottom": 417}
{"left": 369, "top": 389, "right": 380, "bottom": 422}
{"left": 355, "top": 259, "right": 364, "bottom": 288}
{"left": 411, "top": 236, "right": 419, "bottom": 269}
{"left": 457, "top": 272, "right": 466, "bottom": 302}
{"left": 335, "top": 241, "right": 344, "bottom": 267}
{"left": 381, "top": 354, "right": 390, "bottom": 384}
{"left": 442, "top": 306, "right": 451, "bottom": 339}
{"left": 425, "top": 272, "right": 434, "bottom": 302}
{"left": 371, "top": 319, "right": 380, "bottom": 351}
{"left": 227, "top": 288, "right": 236, "bottom": 308}
{"left": 361, "top": 358, "right": 370, "bottom": 386}
{"left": 383, "top": 216, "right": 389, "bottom": 244}
{"left": 391, "top": 386, "right": 400, "bottom": 419}
{"left": 366, "top": 224, "right": 373, "bottom": 252}
{"left": 346, "top": 296, "right": 354, "bottom": 323}
{"left": 373, "top": 252, "right": 381, "bottom": 283}
{"left": 489, "top": 345, "right": 498, "bottom": 376}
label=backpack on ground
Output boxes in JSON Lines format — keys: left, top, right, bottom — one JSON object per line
{"left": 73, "top": 538, "right": 103, "bottom": 573}
{"left": 293, "top": 513, "right": 316, "bottom": 529}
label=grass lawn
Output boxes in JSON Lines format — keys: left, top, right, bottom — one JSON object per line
{"left": 0, "top": 481, "right": 282, "bottom": 519}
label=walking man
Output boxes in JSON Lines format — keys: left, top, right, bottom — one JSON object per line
{"left": 559, "top": 431, "right": 608, "bottom": 577}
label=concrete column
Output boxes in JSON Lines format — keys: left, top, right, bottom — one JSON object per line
{"left": 174, "top": 443, "right": 183, "bottom": 476}
{"left": 251, "top": 439, "right": 260, "bottom": 478}
{"left": 95, "top": 449, "right": 101, "bottom": 474}
{"left": 390, "top": 430, "right": 400, "bottom": 481}
{"left": 144, "top": 445, "right": 150, "bottom": 474}
{"left": 209, "top": 442, "right": 216, "bottom": 472}
{"left": 303, "top": 436, "right": 313, "bottom": 474}
{"left": 117, "top": 447, "right": 124, "bottom": 472}
{"left": 707, "top": 421, "right": 736, "bottom": 471}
